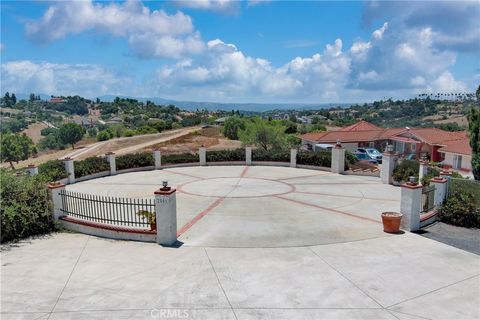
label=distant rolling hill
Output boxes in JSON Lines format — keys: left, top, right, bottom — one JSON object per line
{"left": 97, "top": 95, "right": 352, "bottom": 112}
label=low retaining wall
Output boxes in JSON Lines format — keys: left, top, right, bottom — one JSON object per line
{"left": 60, "top": 217, "right": 156, "bottom": 243}
{"left": 76, "top": 171, "right": 110, "bottom": 183}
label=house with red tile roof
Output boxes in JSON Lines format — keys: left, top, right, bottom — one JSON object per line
{"left": 300, "top": 120, "right": 472, "bottom": 173}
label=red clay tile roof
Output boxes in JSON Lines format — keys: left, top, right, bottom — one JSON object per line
{"left": 300, "top": 131, "right": 329, "bottom": 142}
{"left": 408, "top": 128, "right": 468, "bottom": 145}
{"left": 340, "top": 120, "right": 382, "bottom": 131}
{"left": 438, "top": 139, "right": 472, "bottom": 156}
{"left": 299, "top": 120, "right": 470, "bottom": 149}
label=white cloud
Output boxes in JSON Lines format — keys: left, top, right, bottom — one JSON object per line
{"left": 172, "top": 0, "right": 240, "bottom": 14}
{"left": 372, "top": 22, "right": 388, "bottom": 40}
{"left": 1, "top": 61, "right": 134, "bottom": 98}
{"left": 152, "top": 38, "right": 350, "bottom": 101}
{"left": 25, "top": 0, "right": 204, "bottom": 58}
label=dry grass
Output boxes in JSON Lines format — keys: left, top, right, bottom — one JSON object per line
{"left": 146, "top": 127, "right": 242, "bottom": 154}
{"left": 21, "top": 122, "right": 49, "bottom": 143}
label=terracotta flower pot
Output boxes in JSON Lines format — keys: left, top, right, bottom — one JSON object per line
{"left": 381, "top": 212, "right": 403, "bottom": 233}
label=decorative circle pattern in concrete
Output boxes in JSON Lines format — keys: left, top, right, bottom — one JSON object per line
{"left": 179, "top": 177, "right": 294, "bottom": 198}
{"left": 66, "top": 165, "right": 402, "bottom": 247}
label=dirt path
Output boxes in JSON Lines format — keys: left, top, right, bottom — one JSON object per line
{"left": 2, "top": 127, "right": 201, "bottom": 168}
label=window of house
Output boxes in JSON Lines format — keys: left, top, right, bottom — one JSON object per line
{"left": 439, "top": 152, "right": 445, "bottom": 161}
{"left": 369, "top": 142, "right": 375, "bottom": 148}
{"left": 453, "top": 154, "right": 462, "bottom": 169}
{"left": 395, "top": 141, "right": 405, "bottom": 153}
{"left": 411, "top": 143, "right": 416, "bottom": 152}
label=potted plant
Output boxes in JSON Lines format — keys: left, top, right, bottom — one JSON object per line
{"left": 381, "top": 212, "right": 403, "bottom": 233}
{"left": 136, "top": 210, "right": 156, "bottom": 231}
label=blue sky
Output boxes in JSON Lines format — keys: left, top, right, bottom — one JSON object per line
{"left": 1, "top": 0, "right": 479, "bottom": 103}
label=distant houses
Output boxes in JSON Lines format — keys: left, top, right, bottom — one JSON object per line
{"left": 300, "top": 120, "right": 473, "bottom": 174}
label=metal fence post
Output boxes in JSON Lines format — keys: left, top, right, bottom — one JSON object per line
{"left": 400, "top": 181, "right": 422, "bottom": 231}
{"left": 63, "top": 157, "right": 75, "bottom": 184}
{"left": 106, "top": 152, "right": 116, "bottom": 175}
{"left": 154, "top": 150, "right": 161, "bottom": 170}
{"left": 154, "top": 182, "right": 177, "bottom": 246}
{"left": 48, "top": 182, "right": 66, "bottom": 221}
{"left": 245, "top": 146, "right": 252, "bottom": 166}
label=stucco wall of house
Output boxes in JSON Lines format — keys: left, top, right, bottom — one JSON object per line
{"left": 442, "top": 152, "right": 472, "bottom": 171}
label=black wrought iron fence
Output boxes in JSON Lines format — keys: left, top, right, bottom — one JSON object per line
{"left": 60, "top": 190, "right": 155, "bottom": 228}
{"left": 422, "top": 184, "right": 435, "bottom": 212}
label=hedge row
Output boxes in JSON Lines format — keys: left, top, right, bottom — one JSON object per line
{"left": 38, "top": 160, "right": 68, "bottom": 181}
{"left": 252, "top": 149, "right": 290, "bottom": 162}
{"left": 117, "top": 152, "right": 154, "bottom": 170}
{"left": 206, "top": 149, "right": 245, "bottom": 162}
{"left": 37, "top": 149, "right": 358, "bottom": 182}
{"left": 74, "top": 157, "right": 110, "bottom": 178}
{"left": 162, "top": 152, "right": 199, "bottom": 164}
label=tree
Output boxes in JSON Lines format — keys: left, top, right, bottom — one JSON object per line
{"left": 29, "top": 93, "right": 36, "bottom": 102}
{"left": 476, "top": 85, "right": 480, "bottom": 101}
{"left": 468, "top": 107, "right": 480, "bottom": 180}
{"left": 58, "top": 123, "right": 85, "bottom": 149}
{"left": 238, "top": 118, "right": 287, "bottom": 151}
{"left": 3, "top": 92, "right": 11, "bottom": 107}
{"left": 11, "top": 93, "right": 16, "bottom": 105}
{"left": 0, "top": 133, "right": 36, "bottom": 169}
{"left": 222, "top": 116, "right": 245, "bottom": 140}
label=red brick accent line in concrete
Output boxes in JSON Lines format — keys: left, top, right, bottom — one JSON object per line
{"left": 294, "top": 190, "right": 399, "bottom": 202}
{"left": 275, "top": 195, "right": 381, "bottom": 224}
{"left": 240, "top": 166, "right": 250, "bottom": 178}
{"left": 177, "top": 197, "right": 225, "bottom": 237}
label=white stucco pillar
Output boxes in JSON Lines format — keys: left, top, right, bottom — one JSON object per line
{"left": 331, "top": 141, "right": 345, "bottom": 174}
{"left": 245, "top": 146, "right": 252, "bottom": 166}
{"left": 199, "top": 147, "right": 206, "bottom": 166}
{"left": 26, "top": 164, "right": 38, "bottom": 176}
{"left": 419, "top": 160, "right": 428, "bottom": 181}
{"left": 400, "top": 181, "right": 422, "bottom": 232}
{"left": 430, "top": 177, "right": 448, "bottom": 207}
{"left": 106, "top": 152, "right": 116, "bottom": 175}
{"left": 154, "top": 150, "right": 161, "bottom": 170}
{"left": 63, "top": 157, "right": 75, "bottom": 184}
{"left": 439, "top": 171, "right": 452, "bottom": 196}
{"left": 155, "top": 183, "right": 177, "bottom": 246}
{"left": 381, "top": 145, "right": 395, "bottom": 184}
{"left": 290, "top": 149, "right": 297, "bottom": 168}
{"left": 48, "top": 182, "right": 66, "bottom": 221}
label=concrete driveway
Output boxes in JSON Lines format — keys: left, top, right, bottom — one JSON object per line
{"left": 1, "top": 166, "right": 479, "bottom": 319}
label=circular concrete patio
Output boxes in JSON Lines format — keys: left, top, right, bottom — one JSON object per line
{"left": 66, "top": 165, "right": 401, "bottom": 247}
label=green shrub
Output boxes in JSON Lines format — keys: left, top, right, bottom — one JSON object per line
{"left": 124, "top": 129, "right": 135, "bottom": 137}
{"left": 0, "top": 170, "right": 56, "bottom": 243}
{"left": 116, "top": 152, "right": 154, "bottom": 170}
{"left": 162, "top": 153, "right": 199, "bottom": 164}
{"left": 74, "top": 157, "right": 110, "bottom": 178}
{"left": 393, "top": 160, "right": 419, "bottom": 182}
{"left": 438, "top": 188, "right": 480, "bottom": 228}
{"left": 135, "top": 125, "right": 157, "bottom": 135}
{"left": 297, "top": 151, "right": 331, "bottom": 167}
{"left": 38, "top": 160, "right": 68, "bottom": 181}
{"left": 206, "top": 149, "right": 245, "bottom": 162}
{"left": 97, "top": 130, "right": 112, "bottom": 141}
{"left": 252, "top": 149, "right": 290, "bottom": 162}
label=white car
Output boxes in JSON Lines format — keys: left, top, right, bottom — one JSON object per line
{"left": 314, "top": 144, "right": 334, "bottom": 151}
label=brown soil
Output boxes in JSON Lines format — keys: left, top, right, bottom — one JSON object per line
{"left": 22, "top": 122, "right": 49, "bottom": 143}
{"left": 145, "top": 127, "right": 242, "bottom": 154}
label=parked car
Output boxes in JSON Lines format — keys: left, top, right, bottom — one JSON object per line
{"left": 357, "top": 148, "right": 383, "bottom": 163}
{"left": 354, "top": 152, "right": 379, "bottom": 164}
{"left": 314, "top": 143, "right": 334, "bottom": 151}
